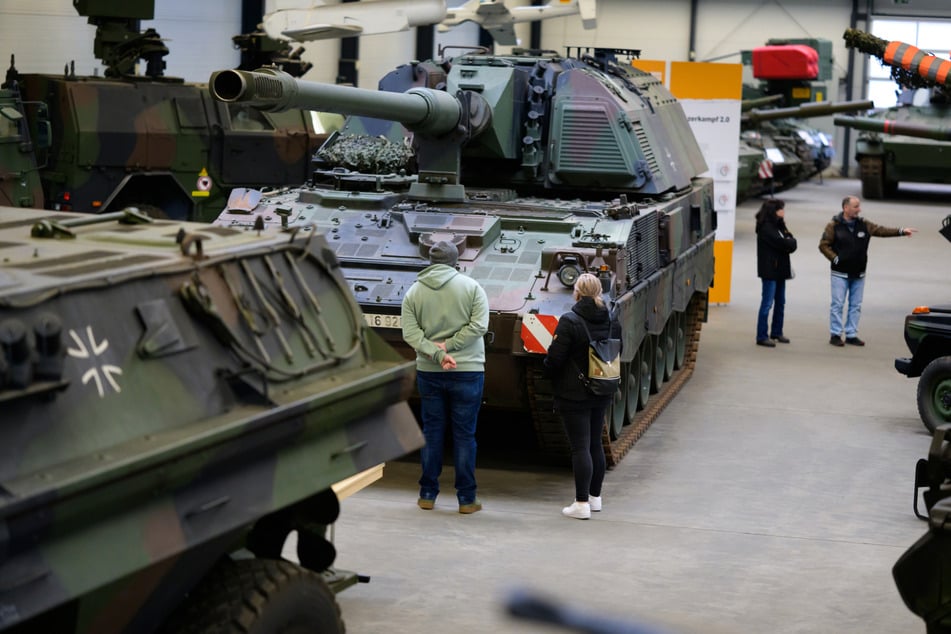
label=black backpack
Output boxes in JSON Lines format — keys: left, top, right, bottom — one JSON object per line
{"left": 565, "top": 313, "right": 621, "bottom": 396}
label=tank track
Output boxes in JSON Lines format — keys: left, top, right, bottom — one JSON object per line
{"left": 526, "top": 294, "right": 705, "bottom": 468}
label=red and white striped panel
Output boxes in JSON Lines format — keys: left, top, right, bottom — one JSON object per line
{"left": 520, "top": 314, "right": 560, "bottom": 354}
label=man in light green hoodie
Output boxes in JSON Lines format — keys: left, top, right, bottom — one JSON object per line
{"left": 401, "top": 240, "right": 489, "bottom": 514}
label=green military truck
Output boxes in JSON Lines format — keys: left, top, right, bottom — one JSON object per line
{"left": 894, "top": 217, "right": 951, "bottom": 433}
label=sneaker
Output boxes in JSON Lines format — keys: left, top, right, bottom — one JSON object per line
{"left": 417, "top": 498, "right": 435, "bottom": 510}
{"left": 845, "top": 337, "right": 866, "bottom": 346}
{"left": 829, "top": 335, "right": 844, "bottom": 347}
{"left": 562, "top": 501, "right": 591, "bottom": 520}
{"left": 458, "top": 499, "right": 482, "bottom": 514}
{"left": 589, "top": 496, "right": 602, "bottom": 512}
{"left": 771, "top": 335, "right": 791, "bottom": 344}
{"left": 756, "top": 339, "right": 776, "bottom": 347}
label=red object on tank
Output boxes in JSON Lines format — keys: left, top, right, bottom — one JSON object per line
{"left": 752, "top": 45, "right": 819, "bottom": 80}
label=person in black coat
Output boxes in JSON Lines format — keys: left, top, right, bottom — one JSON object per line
{"left": 543, "top": 273, "right": 622, "bottom": 520}
{"left": 755, "top": 198, "right": 798, "bottom": 347}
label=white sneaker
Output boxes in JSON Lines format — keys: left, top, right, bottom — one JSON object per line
{"left": 562, "top": 501, "right": 591, "bottom": 520}
{"left": 589, "top": 496, "right": 602, "bottom": 512}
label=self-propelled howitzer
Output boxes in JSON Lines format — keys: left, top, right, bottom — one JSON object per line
{"left": 210, "top": 48, "right": 717, "bottom": 465}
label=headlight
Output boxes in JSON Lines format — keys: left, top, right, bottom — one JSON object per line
{"left": 558, "top": 258, "right": 582, "bottom": 288}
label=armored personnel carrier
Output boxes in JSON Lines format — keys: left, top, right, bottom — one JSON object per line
{"left": 4, "top": 1, "right": 325, "bottom": 221}
{"left": 0, "top": 206, "right": 422, "bottom": 633}
{"left": 835, "top": 28, "right": 951, "bottom": 199}
{"left": 209, "top": 47, "right": 716, "bottom": 466}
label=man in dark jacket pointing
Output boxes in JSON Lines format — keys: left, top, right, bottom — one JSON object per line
{"left": 818, "top": 196, "right": 916, "bottom": 347}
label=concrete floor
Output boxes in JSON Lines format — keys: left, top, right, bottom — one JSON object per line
{"left": 311, "top": 177, "right": 950, "bottom": 633}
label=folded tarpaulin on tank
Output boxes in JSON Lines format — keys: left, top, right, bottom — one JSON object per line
{"left": 752, "top": 45, "right": 819, "bottom": 80}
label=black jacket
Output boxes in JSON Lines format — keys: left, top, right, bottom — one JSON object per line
{"left": 543, "top": 296, "right": 621, "bottom": 406}
{"left": 756, "top": 217, "right": 797, "bottom": 280}
{"left": 818, "top": 213, "right": 904, "bottom": 278}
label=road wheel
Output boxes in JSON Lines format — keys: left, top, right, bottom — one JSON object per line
{"left": 607, "top": 361, "right": 631, "bottom": 440}
{"left": 162, "top": 558, "right": 344, "bottom": 634}
{"left": 638, "top": 337, "right": 653, "bottom": 408}
{"left": 917, "top": 357, "right": 951, "bottom": 434}
{"left": 651, "top": 333, "right": 665, "bottom": 394}
{"left": 625, "top": 354, "right": 640, "bottom": 417}
{"left": 859, "top": 156, "right": 884, "bottom": 200}
{"left": 673, "top": 311, "right": 687, "bottom": 370}
{"left": 662, "top": 319, "right": 676, "bottom": 380}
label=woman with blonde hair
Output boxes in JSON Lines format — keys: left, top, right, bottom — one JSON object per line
{"left": 543, "top": 273, "right": 621, "bottom": 520}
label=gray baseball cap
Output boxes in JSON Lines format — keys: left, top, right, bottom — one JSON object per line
{"left": 429, "top": 240, "right": 459, "bottom": 266}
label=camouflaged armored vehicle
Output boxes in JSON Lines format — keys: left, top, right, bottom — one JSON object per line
{"left": 835, "top": 29, "right": 951, "bottom": 199}
{"left": 209, "top": 47, "right": 716, "bottom": 466}
{"left": 4, "top": 0, "right": 326, "bottom": 222}
{"left": 0, "top": 206, "right": 422, "bottom": 633}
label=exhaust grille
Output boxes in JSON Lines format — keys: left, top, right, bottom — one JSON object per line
{"left": 557, "top": 109, "right": 627, "bottom": 172}
{"left": 626, "top": 211, "right": 659, "bottom": 284}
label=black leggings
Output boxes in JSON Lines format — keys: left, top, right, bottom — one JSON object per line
{"left": 560, "top": 405, "right": 607, "bottom": 502}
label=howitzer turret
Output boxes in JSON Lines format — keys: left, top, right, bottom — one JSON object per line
{"left": 210, "top": 48, "right": 706, "bottom": 204}
{"left": 841, "top": 28, "right": 951, "bottom": 199}
{"left": 209, "top": 48, "right": 717, "bottom": 467}
{"left": 212, "top": 67, "right": 477, "bottom": 201}
{"left": 833, "top": 115, "right": 951, "bottom": 141}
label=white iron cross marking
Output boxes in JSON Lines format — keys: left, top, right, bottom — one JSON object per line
{"left": 67, "top": 326, "right": 123, "bottom": 398}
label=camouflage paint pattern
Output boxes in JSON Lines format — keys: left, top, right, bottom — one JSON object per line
{"left": 210, "top": 48, "right": 716, "bottom": 454}
{"left": 10, "top": 70, "right": 324, "bottom": 223}
{"left": 0, "top": 207, "right": 422, "bottom": 632}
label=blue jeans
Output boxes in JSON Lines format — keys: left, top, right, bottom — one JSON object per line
{"left": 416, "top": 371, "right": 484, "bottom": 505}
{"left": 830, "top": 275, "right": 865, "bottom": 338}
{"left": 756, "top": 279, "right": 786, "bottom": 342}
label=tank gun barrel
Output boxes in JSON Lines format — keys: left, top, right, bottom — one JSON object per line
{"left": 210, "top": 68, "right": 463, "bottom": 136}
{"left": 743, "top": 99, "right": 874, "bottom": 123}
{"left": 741, "top": 94, "right": 784, "bottom": 112}
{"left": 844, "top": 28, "right": 951, "bottom": 90}
{"left": 833, "top": 115, "right": 951, "bottom": 141}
